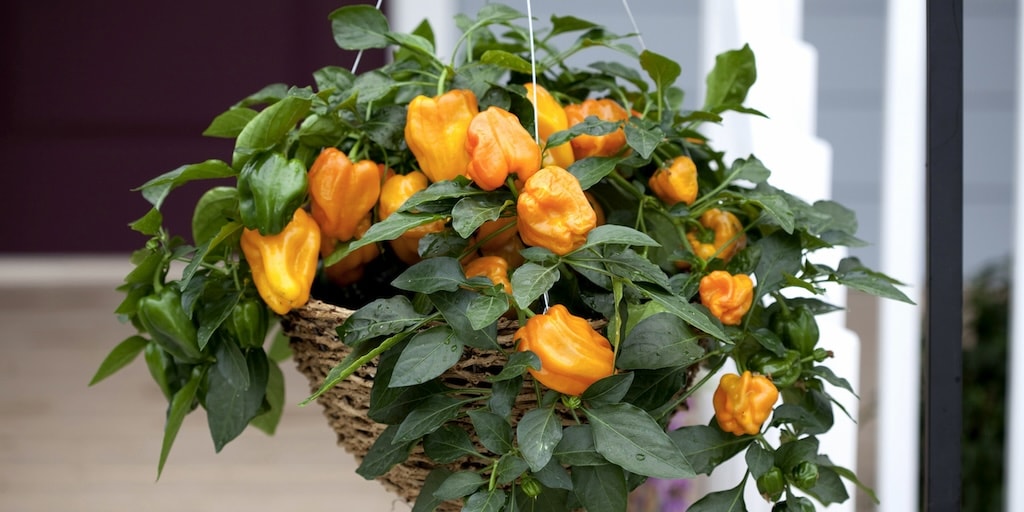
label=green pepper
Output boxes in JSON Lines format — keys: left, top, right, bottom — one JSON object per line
{"left": 237, "top": 151, "right": 309, "bottom": 235}
{"left": 137, "top": 287, "right": 203, "bottom": 363}
{"left": 789, "top": 461, "right": 819, "bottom": 490}
{"left": 226, "top": 297, "right": 269, "bottom": 349}
{"left": 747, "top": 349, "right": 803, "bottom": 388}
{"left": 772, "top": 497, "right": 814, "bottom": 512}
{"left": 772, "top": 304, "right": 819, "bottom": 355}
{"left": 520, "top": 476, "right": 543, "bottom": 498}
{"left": 144, "top": 342, "right": 175, "bottom": 400}
{"left": 756, "top": 466, "right": 786, "bottom": 502}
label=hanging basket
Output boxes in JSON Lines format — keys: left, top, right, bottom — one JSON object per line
{"left": 284, "top": 299, "right": 622, "bottom": 509}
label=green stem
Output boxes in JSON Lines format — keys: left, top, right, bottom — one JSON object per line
{"left": 610, "top": 278, "right": 624, "bottom": 356}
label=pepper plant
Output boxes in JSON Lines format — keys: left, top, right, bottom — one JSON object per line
{"left": 92, "top": 4, "right": 911, "bottom": 510}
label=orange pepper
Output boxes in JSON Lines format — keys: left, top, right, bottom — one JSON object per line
{"left": 240, "top": 208, "right": 321, "bottom": 315}
{"left": 649, "top": 156, "right": 698, "bottom": 206}
{"left": 320, "top": 215, "right": 379, "bottom": 287}
{"left": 516, "top": 166, "right": 596, "bottom": 256}
{"left": 307, "top": 148, "right": 381, "bottom": 241}
{"left": 523, "top": 83, "right": 575, "bottom": 169}
{"left": 686, "top": 208, "right": 746, "bottom": 262}
{"left": 379, "top": 171, "right": 445, "bottom": 264}
{"left": 465, "top": 106, "right": 541, "bottom": 190}
{"left": 463, "top": 255, "right": 512, "bottom": 293}
{"left": 515, "top": 304, "right": 615, "bottom": 396}
{"left": 563, "top": 98, "right": 630, "bottom": 159}
{"left": 405, "top": 89, "right": 479, "bottom": 183}
{"left": 699, "top": 270, "right": 754, "bottom": 326}
{"left": 713, "top": 371, "right": 779, "bottom": 436}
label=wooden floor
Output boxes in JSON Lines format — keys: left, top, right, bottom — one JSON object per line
{"left": 0, "top": 282, "right": 405, "bottom": 512}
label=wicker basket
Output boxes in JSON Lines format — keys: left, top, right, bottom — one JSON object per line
{"left": 285, "top": 299, "right": 602, "bottom": 510}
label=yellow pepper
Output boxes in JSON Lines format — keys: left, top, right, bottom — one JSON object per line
{"left": 404, "top": 89, "right": 478, "bottom": 183}
{"left": 240, "top": 208, "right": 321, "bottom": 315}
{"left": 463, "top": 255, "right": 512, "bottom": 293}
{"left": 307, "top": 147, "right": 381, "bottom": 241}
{"left": 713, "top": 371, "right": 779, "bottom": 436}
{"left": 516, "top": 166, "right": 596, "bottom": 256}
{"left": 465, "top": 106, "right": 541, "bottom": 190}
{"left": 523, "top": 83, "right": 575, "bottom": 169}
{"left": 699, "top": 270, "right": 754, "bottom": 326}
{"left": 515, "top": 304, "right": 615, "bottom": 396}
{"left": 320, "top": 215, "right": 379, "bottom": 287}
{"left": 686, "top": 208, "right": 746, "bottom": 262}
{"left": 649, "top": 155, "right": 698, "bottom": 206}
{"left": 379, "top": 171, "right": 445, "bottom": 264}
{"left": 563, "top": 98, "right": 630, "bottom": 160}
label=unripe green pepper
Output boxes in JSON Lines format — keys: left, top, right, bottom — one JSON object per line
{"left": 789, "top": 461, "right": 819, "bottom": 490}
{"left": 747, "top": 349, "right": 803, "bottom": 388}
{"left": 520, "top": 476, "right": 543, "bottom": 498}
{"left": 143, "top": 342, "right": 175, "bottom": 400}
{"left": 227, "top": 297, "right": 269, "bottom": 349}
{"left": 773, "top": 304, "right": 819, "bottom": 355}
{"left": 137, "top": 287, "right": 203, "bottom": 363}
{"left": 238, "top": 152, "right": 309, "bottom": 235}
{"left": 772, "top": 497, "right": 815, "bottom": 512}
{"left": 756, "top": 466, "right": 786, "bottom": 502}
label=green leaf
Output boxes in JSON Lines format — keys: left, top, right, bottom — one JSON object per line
{"left": 136, "top": 160, "right": 236, "bottom": 209}
{"left": 581, "top": 373, "right": 634, "bottom": 407}
{"left": 511, "top": 263, "right": 560, "bottom": 309}
{"left": 833, "top": 257, "right": 914, "bottom": 304}
{"left": 387, "top": 32, "right": 436, "bottom": 59}
{"left": 639, "top": 49, "right": 681, "bottom": 92}
{"left": 352, "top": 69, "right": 395, "bottom": 104}
{"left": 392, "top": 257, "right": 466, "bottom": 294}
{"left": 748, "top": 189, "right": 796, "bottom": 234}
{"left": 806, "top": 365, "right": 858, "bottom": 397}
{"left": 668, "top": 422, "right": 753, "bottom": 475}
{"left": 313, "top": 65, "right": 354, "bottom": 93}
{"left": 730, "top": 156, "right": 771, "bottom": 183}
{"left": 203, "top": 107, "right": 258, "bottom": 138}
{"left": 623, "top": 117, "right": 664, "bottom": 160}
{"left": 469, "top": 409, "right": 513, "bottom": 455}
{"left": 214, "top": 338, "right": 249, "bottom": 390}
{"left": 429, "top": 289, "right": 500, "bottom": 350}
{"left": 573, "top": 224, "right": 660, "bottom": 251}
{"left": 553, "top": 425, "right": 606, "bottom": 466}
{"left": 324, "top": 212, "right": 446, "bottom": 266}
{"left": 642, "top": 289, "right": 729, "bottom": 341}
{"left": 474, "top": 3, "right": 524, "bottom": 23}
{"left": 157, "top": 368, "right": 202, "bottom": 479}
{"left": 468, "top": 293, "right": 510, "bottom": 330}
{"left": 549, "top": 14, "right": 598, "bottom": 37}
{"left": 434, "top": 471, "right": 487, "bottom": 500}
{"left": 480, "top": 49, "right": 533, "bottom": 73}
{"left": 357, "top": 424, "right": 415, "bottom": 479}
{"left": 490, "top": 351, "right": 540, "bottom": 382}
{"left": 337, "top": 296, "right": 427, "bottom": 348}
{"left": 191, "top": 187, "right": 239, "bottom": 245}
{"left": 250, "top": 360, "right": 285, "bottom": 435}
{"left": 750, "top": 327, "right": 788, "bottom": 358}
{"left": 89, "top": 335, "right": 148, "bottom": 386}
{"left": 394, "top": 395, "right": 467, "bottom": 443}
{"left": 828, "top": 463, "right": 879, "bottom": 504}
{"left": 329, "top": 4, "right": 390, "bottom": 50}
{"left": 412, "top": 468, "right": 453, "bottom": 512}
{"left": 570, "top": 464, "right": 627, "bottom": 512}
{"left": 687, "top": 480, "right": 748, "bottom": 512}
{"left": 773, "top": 436, "right": 819, "bottom": 471}
{"left": 804, "top": 465, "right": 850, "bottom": 505}
{"left": 232, "top": 96, "right": 312, "bottom": 169}
{"left": 494, "top": 454, "right": 530, "bottom": 484}
{"left": 753, "top": 231, "right": 804, "bottom": 304}
{"left": 605, "top": 249, "right": 672, "bottom": 290}
{"left": 585, "top": 403, "right": 695, "bottom": 478}
{"left": 399, "top": 178, "right": 485, "bottom": 212}
{"left": 464, "top": 489, "right": 507, "bottom": 512}
{"left": 626, "top": 367, "right": 689, "bottom": 414}
{"left": 236, "top": 152, "right": 308, "bottom": 235}
{"left": 129, "top": 208, "right": 163, "bottom": 236}
{"left": 772, "top": 388, "right": 833, "bottom": 435}
{"left": 517, "top": 408, "right": 564, "bottom": 471}
{"left": 617, "top": 312, "right": 703, "bottom": 370}
{"left": 178, "top": 222, "right": 243, "bottom": 294}
{"left": 369, "top": 342, "right": 446, "bottom": 424}
{"left": 533, "top": 458, "right": 574, "bottom": 490}
{"left": 745, "top": 444, "right": 775, "bottom": 479}
{"left": 703, "top": 44, "right": 757, "bottom": 113}
{"left": 452, "top": 195, "right": 511, "bottom": 238}
{"left": 567, "top": 155, "right": 626, "bottom": 190}
{"left": 206, "top": 348, "right": 268, "bottom": 452}
{"left": 488, "top": 377, "right": 522, "bottom": 419}
{"left": 389, "top": 326, "right": 463, "bottom": 387}
{"left": 195, "top": 287, "right": 242, "bottom": 351}
{"left": 424, "top": 425, "right": 478, "bottom": 464}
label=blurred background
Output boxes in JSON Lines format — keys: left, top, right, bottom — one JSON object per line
{"left": 0, "top": 0, "right": 1015, "bottom": 511}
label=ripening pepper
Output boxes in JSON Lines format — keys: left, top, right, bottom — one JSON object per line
{"left": 226, "top": 296, "right": 269, "bottom": 349}
{"left": 379, "top": 171, "right": 445, "bottom": 264}
{"left": 523, "top": 83, "right": 575, "bottom": 169}
{"left": 405, "top": 89, "right": 479, "bottom": 183}
{"left": 137, "top": 286, "right": 203, "bottom": 363}
{"left": 699, "top": 270, "right": 754, "bottom": 325}
{"left": 465, "top": 106, "right": 542, "bottom": 190}
{"left": 747, "top": 349, "right": 803, "bottom": 388}
{"left": 772, "top": 498, "right": 815, "bottom": 512}
{"left": 478, "top": 225, "right": 526, "bottom": 268}
{"left": 476, "top": 216, "right": 518, "bottom": 253}
{"left": 789, "top": 461, "right": 820, "bottom": 490}
{"left": 686, "top": 208, "right": 746, "bottom": 262}
{"left": 517, "top": 166, "right": 597, "bottom": 256}
{"left": 308, "top": 147, "right": 381, "bottom": 241}
{"left": 515, "top": 304, "right": 615, "bottom": 396}
{"left": 240, "top": 208, "right": 321, "bottom": 315}
{"left": 756, "top": 466, "right": 786, "bottom": 502}
{"left": 585, "top": 192, "right": 605, "bottom": 226}
{"left": 237, "top": 152, "right": 309, "bottom": 236}
{"left": 563, "top": 98, "right": 630, "bottom": 159}
{"left": 321, "top": 215, "right": 380, "bottom": 287}
{"left": 713, "top": 370, "right": 779, "bottom": 436}
{"left": 463, "top": 255, "right": 512, "bottom": 293}
{"left": 772, "top": 304, "right": 820, "bottom": 356}
{"left": 649, "top": 155, "right": 698, "bottom": 206}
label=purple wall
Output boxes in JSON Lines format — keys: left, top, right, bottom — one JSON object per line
{"left": 0, "top": 1, "right": 385, "bottom": 253}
